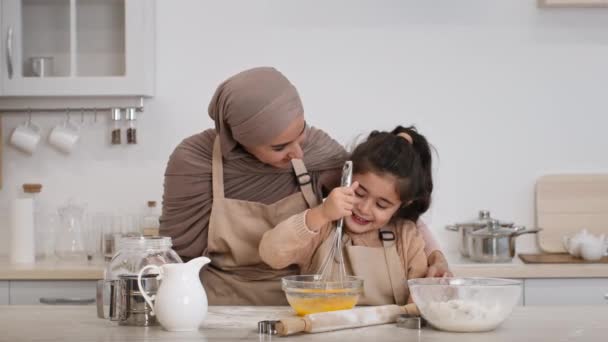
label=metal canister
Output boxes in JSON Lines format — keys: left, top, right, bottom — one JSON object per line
{"left": 97, "top": 274, "right": 159, "bottom": 326}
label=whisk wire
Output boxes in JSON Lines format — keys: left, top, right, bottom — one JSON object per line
{"left": 316, "top": 161, "right": 353, "bottom": 285}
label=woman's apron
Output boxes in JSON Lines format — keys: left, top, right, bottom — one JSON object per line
{"left": 311, "top": 226, "right": 409, "bottom": 306}
{"left": 201, "top": 137, "right": 319, "bottom": 305}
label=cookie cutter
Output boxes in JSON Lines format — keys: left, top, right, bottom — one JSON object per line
{"left": 396, "top": 314, "right": 426, "bottom": 329}
{"left": 258, "top": 320, "right": 279, "bottom": 335}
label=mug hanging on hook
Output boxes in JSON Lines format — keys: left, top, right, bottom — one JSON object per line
{"left": 9, "top": 108, "right": 41, "bottom": 154}
{"left": 48, "top": 109, "right": 81, "bottom": 154}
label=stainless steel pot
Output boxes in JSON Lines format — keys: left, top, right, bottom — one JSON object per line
{"left": 468, "top": 220, "right": 541, "bottom": 263}
{"left": 446, "top": 210, "right": 514, "bottom": 257}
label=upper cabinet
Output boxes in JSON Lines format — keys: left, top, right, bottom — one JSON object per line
{"left": 0, "top": 0, "right": 154, "bottom": 97}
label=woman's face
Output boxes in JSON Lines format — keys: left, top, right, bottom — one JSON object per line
{"left": 243, "top": 116, "right": 307, "bottom": 169}
{"left": 345, "top": 171, "right": 403, "bottom": 234}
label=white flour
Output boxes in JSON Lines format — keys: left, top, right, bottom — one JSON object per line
{"left": 422, "top": 299, "right": 505, "bottom": 332}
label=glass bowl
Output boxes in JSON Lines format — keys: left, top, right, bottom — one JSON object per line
{"left": 408, "top": 277, "right": 522, "bottom": 332}
{"left": 282, "top": 275, "right": 364, "bottom": 316}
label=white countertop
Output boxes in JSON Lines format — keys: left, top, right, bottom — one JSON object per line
{"left": 0, "top": 305, "right": 606, "bottom": 341}
{"left": 0, "top": 258, "right": 104, "bottom": 280}
{"left": 1, "top": 254, "right": 607, "bottom": 280}
{"left": 448, "top": 253, "right": 608, "bottom": 279}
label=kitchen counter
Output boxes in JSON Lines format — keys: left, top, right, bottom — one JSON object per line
{"left": 0, "top": 258, "right": 103, "bottom": 280}
{"left": 0, "top": 305, "right": 606, "bottom": 342}
{"left": 448, "top": 253, "right": 608, "bottom": 278}
{"left": 1, "top": 254, "right": 607, "bottom": 280}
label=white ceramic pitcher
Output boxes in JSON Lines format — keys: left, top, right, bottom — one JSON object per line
{"left": 137, "top": 256, "right": 211, "bottom": 331}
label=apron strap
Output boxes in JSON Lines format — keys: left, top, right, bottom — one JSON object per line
{"left": 212, "top": 137, "right": 225, "bottom": 199}
{"left": 379, "top": 229, "right": 408, "bottom": 305}
{"left": 291, "top": 158, "right": 317, "bottom": 208}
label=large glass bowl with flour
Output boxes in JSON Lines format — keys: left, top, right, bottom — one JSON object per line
{"left": 408, "top": 277, "right": 521, "bottom": 332}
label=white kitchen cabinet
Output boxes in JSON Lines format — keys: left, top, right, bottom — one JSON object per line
{"left": 0, "top": 0, "right": 154, "bottom": 97}
{"left": 524, "top": 278, "right": 608, "bottom": 306}
{"left": 9, "top": 280, "right": 96, "bottom": 305}
{"left": 0, "top": 281, "right": 8, "bottom": 304}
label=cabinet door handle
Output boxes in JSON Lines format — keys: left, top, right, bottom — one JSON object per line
{"left": 6, "top": 26, "right": 13, "bottom": 79}
{"left": 39, "top": 297, "right": 95, "bottom": 305}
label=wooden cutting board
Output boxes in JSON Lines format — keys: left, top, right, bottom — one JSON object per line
{"left": 519, "top": 253, "right": 608, "bottom": 264}
{"left": 535, "top": 174, "right": 608, "bottom": 253}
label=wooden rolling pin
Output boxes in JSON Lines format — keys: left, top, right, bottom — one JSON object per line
{"left": 276, "top": 303, "right": 420, "bottom": 336}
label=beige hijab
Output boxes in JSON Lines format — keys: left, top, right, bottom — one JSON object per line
{"left": 160, "top": 67, "right": 347, "bottom": 259}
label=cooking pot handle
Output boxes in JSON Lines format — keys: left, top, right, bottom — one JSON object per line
{"left": 445, "top": 225, "right": 460, "bottom": 231}
{"left": 513, "top": 228, "right": 542, "bottom": 237}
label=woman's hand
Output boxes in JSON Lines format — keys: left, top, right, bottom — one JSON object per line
{"left": 305, "top": 182, "right": 359, "bottom": 231}
{"left": 426, "top": 250, "right": 453, "bottom": 278}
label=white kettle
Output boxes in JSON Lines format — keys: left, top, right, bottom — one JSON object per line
{"left": 563, "top": 229, "right": 607, "bottom": 261}
{"left": 137, "top": 256, "right": 211, "bottom": 331}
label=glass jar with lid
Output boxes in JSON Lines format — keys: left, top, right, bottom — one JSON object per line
{"left": 104, "top": 236, "right": 182, "bottom": 280}
{"left": 98, "top": 236, "right": 182, "bottom": 326}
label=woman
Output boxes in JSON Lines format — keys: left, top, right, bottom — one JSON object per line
{"left": 160, "top": 67, "right": 450, "bottom": 305}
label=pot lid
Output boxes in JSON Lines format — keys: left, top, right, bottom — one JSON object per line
{"left": 471, "top": 220, "right": 518, "bottom": 237}
{"left": 449, "top": 210, "right": 514, "bottom": 229}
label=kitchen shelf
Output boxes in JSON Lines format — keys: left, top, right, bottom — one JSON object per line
{"left": 0, "top": 0, "right": 155, "bottom": 97}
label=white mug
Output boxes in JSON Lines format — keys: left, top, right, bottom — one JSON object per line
{"left": 10, "top": 120, "right": 41, "bottom": 154}
{"left": 30, "top": 56, "right": 53, "bottom": 77}
{"left": 48, "top": 120, "right": 80, "bottom": 154}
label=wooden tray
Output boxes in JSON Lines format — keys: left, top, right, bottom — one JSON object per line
{"left": 519, "top": 253, "right": 608, "bottom": 264}
{"left": 535, "top": 174, "right": 608, "bottom": 253}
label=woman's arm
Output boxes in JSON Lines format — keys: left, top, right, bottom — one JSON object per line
{"left": 417, "top": 220, "right": 453, "bottom": 278}
{"left": 400, "top": 223, "right": 428, "bottom": 303}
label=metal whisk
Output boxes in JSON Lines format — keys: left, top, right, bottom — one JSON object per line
{"left": 316, "top": 161, "right": 353, "bottom": 283}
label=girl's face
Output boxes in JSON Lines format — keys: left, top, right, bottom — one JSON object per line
{"left": 345, "top": 171, "right": 403, "bottom": 234}
{"left": 243, "top": 116, "right": 307, "bottom": 169}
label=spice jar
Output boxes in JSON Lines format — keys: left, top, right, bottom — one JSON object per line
{"left": 125, "top": 108, "right": 137, "bottom": 144}
{"left": 110, "top": 108, "right": 122, "bottom": 145}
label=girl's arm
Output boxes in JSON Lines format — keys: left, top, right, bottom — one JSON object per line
{"left": 259, "top": 210, "right": 329, "bottom": 271}
{"left": 259, "top": 183, "right": 357, "bottom": 271}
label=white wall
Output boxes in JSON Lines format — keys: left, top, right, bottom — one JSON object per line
{"left": 2, "top": 0, "right": 608, "bottom": 256}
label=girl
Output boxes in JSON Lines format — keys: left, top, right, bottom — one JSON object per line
{"left": 259, "top": 126, "right": 435, "bottom": 305}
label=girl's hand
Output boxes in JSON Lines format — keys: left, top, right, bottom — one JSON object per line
{"left": 320, "top": 182, "right": 359, "bottom": 222}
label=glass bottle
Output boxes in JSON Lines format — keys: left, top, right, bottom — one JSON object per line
{"left": 142, "top": 201, "right": 160, "bottom": 236}
{"left": 110, "top": 108, "right": 122, "bottom": 145}
{"left": 125, "top": 108, "right": 137, "bottom": 144}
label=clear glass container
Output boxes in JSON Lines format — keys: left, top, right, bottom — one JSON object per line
{"left": 104, "top": 236, "right": 182, "bottom": 281}
{"left": 142, "top": 201, "right": 159, "bottom": 236}
{"left": 55, "top": 200, "right": 87, "bottom": 261}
